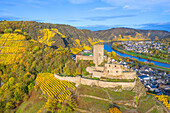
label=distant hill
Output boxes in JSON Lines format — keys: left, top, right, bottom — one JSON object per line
{"left": 160, "top": 35, "right": 170, "bottom": 42}
{"left": 0, "top": 21, "right": 169, "bottom": 48}
{"left": 94, "top": 27, "right": 170, "bottom": 41}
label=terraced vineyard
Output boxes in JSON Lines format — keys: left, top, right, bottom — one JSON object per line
{"left": 36, "top": 73, "right": 76, "bottom": 102}
{"left": 0, "top": 33, "right": 26, "bottom": 64}
{"left": 38, "top": 28, "right": 66, "bottom": 46}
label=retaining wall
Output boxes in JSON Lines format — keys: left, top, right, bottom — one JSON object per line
{"left": 54, "top": 74, "right": 136, "bottom": 90}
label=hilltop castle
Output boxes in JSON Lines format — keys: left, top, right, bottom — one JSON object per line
{"left": 54, "top": 44, "right": 137, "bottom": 90}
{"left": 77, "top": 44, "right": 136, "bottom": 80}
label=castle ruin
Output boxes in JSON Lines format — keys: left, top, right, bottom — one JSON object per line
{"left": 76, "top": 44, "right": 136, "bottom": 80}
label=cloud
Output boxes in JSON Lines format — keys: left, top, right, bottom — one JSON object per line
{"left": 0, "top": 16, "right": 22, "bottom": 21}
{"left": 101, "top": 0, "right": 170, "bottom": 10}
{"left": 92, "top": 7, "right": 117, "bottom": 11}
{"left": 164, "top": 10, "right": 170, "bottom": 13}
{"left": 139, "top": 22, "right": 170, "bottom": 31}
{"left": 26, "top": 0, "right": 48, "bottom": 5}
{"left": 29, "top": 19, "right": 44, "bottom": 22}
{"left": 85, "top": 15, "right": 136, "bottom": 21}
{"left": 123, "top": 5, "right": 130, "bottom": 9}
{"left": 76, "top": 22, "right": 170, "bottom": 31}
{"left": 68, "top": 0, "right": 93, "bottom": 4}
{"left": 77, "top": 25, "right": 114, "bottom": 31}
{"left": 0, "top": 1, "right": 16, "bottom": 6}
{"left": 67, "top": 19, "right": 79, "bottom": 22}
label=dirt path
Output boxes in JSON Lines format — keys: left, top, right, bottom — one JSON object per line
{"left": 79, "top": 94, "right": 112, "bottom": 102}
{"left": 75, "top": 108, "right": 91, "bottom": 113}
{"left": 102, "top": 89, "right": 113, "bottom": 103}
{"left": 146, "top": 106, "right": 156, "bottom": 113}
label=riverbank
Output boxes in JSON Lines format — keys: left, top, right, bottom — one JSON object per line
{"left": 111, "top": 46, "right": 170, "bottom": 64}
{"left": 149, "top": 65, "right": 170, "bottom": 72}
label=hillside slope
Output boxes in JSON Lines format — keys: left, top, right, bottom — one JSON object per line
{"left": 0, "top": 21, "right": 169, "bottom": 49}
{"left": 0, "top": 21, "right": 97, "bottom": 48}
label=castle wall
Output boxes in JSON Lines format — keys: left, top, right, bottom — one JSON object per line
{"left": 54, "top": 74, "right": 136, "bottom": 90}
{"left": 92, "top": 72, "right": 104, "bottom": 78}
{"left": 76, "top": 55, "right": 93, "bottom": 63}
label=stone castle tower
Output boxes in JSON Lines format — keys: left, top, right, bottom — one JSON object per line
{"left": 93, "top": 44, "right": 104, "bottom": 67}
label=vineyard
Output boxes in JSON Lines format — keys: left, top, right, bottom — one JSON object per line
{"left": 38, "top": 29, "right": 56, "bottom": 46}
{"left": 38, "top": 28, "right": 66, "bottom": 46}
{"left": 36, "top": 73, "right": 76, "bottom": 102}
{"left": 0, "top": 33, "right": 26, "bottom": 64}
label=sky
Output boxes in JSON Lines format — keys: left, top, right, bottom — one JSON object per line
{"left": 0, "top": 0, "right": 170, "bottom": 31}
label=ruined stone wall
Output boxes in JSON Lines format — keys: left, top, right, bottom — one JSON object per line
{"left": 76, "top": 55, "right": 93, "bottom": 63}
{"left": 92, "top": 72, "right": 104, "bottom": 78}
{"left": 105, "top": 71, "right": 137, "bottom": 79}
{"left": 122, "top": 71, "right": 137, "bottom": 79}
{"left": 104, "top": 64, "right": 123, "bottom": 76}
{"left": 54, "top": 74, "right": 136, "bottom": 90}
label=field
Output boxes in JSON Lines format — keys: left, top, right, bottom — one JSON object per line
{"left": 107, "top": 90, "right": 136, "bottom": 101}
{"left": 77, "top": 85, "right": 109, "bottom": 99}
{"left": 77, "top": 97, "right": 110, "bottom": 113}
{"left": 0, "top": 33, "right": 26, "bottom": 64}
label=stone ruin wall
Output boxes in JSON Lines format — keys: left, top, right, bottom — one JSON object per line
{"left": 76, "top": 55, "right": 93, "bottom": 63}
{"left": 54, "top": 74, "right": 136, "bottom": 90}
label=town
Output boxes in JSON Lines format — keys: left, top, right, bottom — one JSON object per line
{"left": 118, "top": 41, "right": 170, "bottom": 54}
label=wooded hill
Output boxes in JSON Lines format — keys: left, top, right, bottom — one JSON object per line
{"left": 94, "top": 27, "right": 170, "bottom": 41}
{"left": 0, "top": 21, "right": 169, "bottom": 48}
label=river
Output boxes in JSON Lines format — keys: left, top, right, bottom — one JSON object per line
{"left": 104, "top": 43, "right": 170, "bottom": 68}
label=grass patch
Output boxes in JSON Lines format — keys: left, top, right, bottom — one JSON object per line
{"left": 151, "top": 108, "right": 158, "bottom": 113}
{"left": 78, "top": 97, "right": 110, "bottom": 113}
{"left": 149, "top": 65, "right": 170, "bottom": 71}
{"left": 82, "top": 53, "right": 93, "bottom": 56}
{"left": 137, "top": 96, "right": 155, "bottom": 113}
{"left": 105, "top": 78, "right": 134, "bottom": 82}
{"left": 107, "top": 90, "right": 136, "bottom": 100}
{"left": 77, "top": 85, "right": 109, "bottom": 99}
